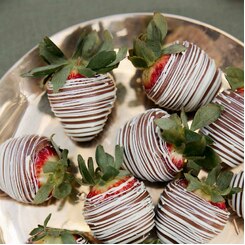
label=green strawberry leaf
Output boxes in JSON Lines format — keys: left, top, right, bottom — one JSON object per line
{"left": 146, "top": 40, "right": 162, "bottom": 58}
{"left": 106, "top": 153, "right": 115, "bottom": 167}
{"left": 230, "top": 187, "right": 243, "bottom": 195}
{"left": 219, "top": 187, "right": 232, "bottom": 196}
{"left": 31, "top": 233, "right": 46, "bottom": 242}
{"left": 204, "top": 135, "right": 214, "bottom": 145}
{"left": 110, "top": 47, "right": 127, "bottom": 66}
{"left": 147, "top": 13, "right": 168, "bottom": 42}
{"left": 87, "top": 157, "right": 95, "bottom": 179}
{"left": 53, "top": 182, "right": 72, "bottom": 199}
{"left": 95, "top": 64, "right": 118, "bottom": 74}
{"left": 225, "top": 67, "right": 244, "bottom": 91}
{"left": 210, "top": 191, "right": 224, "bottom": 203}
{"left": 87, "top": 50, "right": 116, "bottom": 70}
{"left": 72, "top": 26, "right": 92, "bottom": 58}
{"left": 184, "top": 173, "right": 202, "bottom": 191}
{"left": 128, "top": 56, "right": 148, "bottom": 69}
{"left": 216, "top": 170, "right": 234, "bottom": 191}
{"left": 162, "top": 44, "right": 187, "bottom": 55}
{"left": 194, "top": 146, "right": 222, "bottom": 170}
{"left": 39, "top": 36, "right": 67, "bottom": 64}
{"left": 44, "top": 213, "right": 52, "bottom": 229}
{"left": 51, "top": 65, "right": 72, "bottom": 93}
{"left": 43, "top": 161, "right": 59, "bottom": 173}
{"left": 185, "top": 160, "right": 201, "bottom": 177}
{"left": 21, "top": 63, "right": 67, "bottom": 78}
{"left": 183, "top": 129, "right": 206, "bottom": 157}
{"left": 99, "top": 30, "right": 114, "bottom": 52}
{"left": 34, "top": 181, "right": 54, "bottom": 204}
{"left": 205, "top": 165, "right": 221, "bottom": 185}
{"left": 77, "top": 155, "right": 95, "bottom": 185}
{"left": 50, "top": 134, "right": 62, "bottom": 158}
{"left": 114, "top": 145, "right": 124, "bottom": 170}
{"left": 29, "top": 226, "right": 44, "bottom": 236}
{"left": 81, "top": 30, "right": 101, "bottom": 59}
{"left": 181, "top": 108, "right": 189, "bottom": 129}
{"left": 134, "top": 38, "right": 156, "bottom": 66}
{"left": 101, "top": 166, "right": 119, "bottom": 182}
{"left": 190, "top": 103, "right": 224, "bottom": 131}
{"left": 95, "top": 145, "right": 107, "bottom": 173}
{"left": 77, "top": 67, "right": 96, "bottom": 77}
{"left": 155, "top": 114, "right": 185, "bottom": 147}
{"left": 61, "top": 231, "right": 76, "bottom": 244}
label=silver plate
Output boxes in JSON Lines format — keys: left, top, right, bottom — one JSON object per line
{"left": 0, "top": 13, "right": 244, "bottom": 244}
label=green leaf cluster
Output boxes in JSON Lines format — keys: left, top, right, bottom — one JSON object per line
{"left": 77, "top": 145, "right": 128, "bottom": 186}
{"left": 22, "top": 29, "right": 127, "bottom": 92}
{"left": 29, "top": 213, "right": 86, "bottom": 244}
{"left": 128, "top": 12, "right": 187, "bottom": 69}
{"left": 155, "top": 104, "right": 224, "bottom": 171}
{"left": 184, "top": 166, "right": 242, "bottom": 203}
{"left": 33, "top": 136, "right": 76, "bottom": 204}
{"left": 225, "top": 66, "right": 244, "bottom": 91}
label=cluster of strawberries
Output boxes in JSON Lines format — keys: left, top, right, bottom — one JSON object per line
{"left": 0, "top": 13, "right": 243, "bottom": 244}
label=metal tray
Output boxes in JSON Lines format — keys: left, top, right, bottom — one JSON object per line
{"left": 0, "top": 13, "right": 243, "bottom": 244}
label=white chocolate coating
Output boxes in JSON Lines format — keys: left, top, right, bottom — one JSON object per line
{"left": 76, "top": 236, "right": 89, "bottom": 244}
{"left": 47, "top": 74, "right": 116, "bottom": 142}
{"left": 156, "top": 180, "right": 229, "bottom": 244}
{"left": 200, "top": 90, "right": 244, "bottom": 167}
{"left": 229, "top": 171, "right": 244, "bottom": 218}
{"left": 117, "top": 109, "right": 181, "bottom": 182}
{"left": 0, "top": 135, "right": 50, "bottom": 203}
{"left": 146, "top": 41, "right": 222, "bottom": 112}
{"left": 84, "top": 177, "right": 155, "bottom": 243}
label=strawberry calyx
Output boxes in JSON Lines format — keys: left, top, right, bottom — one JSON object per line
{"left": 22, "top": 29, "right": 127, "bottom": 92}
{"left": 28, "top": 213, "right": 88, "bottom": 244}
{"left": 155, "top": 104, "right": 224, "bottom": 172}
{"left": 128, "top": 13, "right": 186, "bottom": 71}
{"left": 78, "top": 145, "right": 132, "bottom": 198}
{"left": 142, "top": 54, "right": 170, "bottom": 90}
{"left": 33, "top": 135, "right": 77, "bottom": 205}
{"left": 184, "top": 166, "right": 242, "bottom": 210}
{"left": 224, "top": 67, "right": 244, "bottom": 92}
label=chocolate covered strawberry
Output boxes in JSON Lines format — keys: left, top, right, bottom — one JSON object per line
{"left": 155, "top": 166, "right": 242, "bottom": 243}
{"left": 229, "top": 171, "right": 244, "bottom": 218}
{"left": 77, "top": 145, "right": 155, "bottom": 243}
{"left": 22, "top": 29, "right": 126, "bottom": 142}
{"left": 200, "top": 67, "right": 244, "bottom": 167}
{"left": 117, "top": 104, "right": 223, "bottom": 182}
{"left": 28, "top": 214, "right": 89, "bottom": 244}
{"left": 0, "top": 135, "right": 76, "bottom": 204}
{"left": 129, "top": 13, "right": 222, "bottom": 111}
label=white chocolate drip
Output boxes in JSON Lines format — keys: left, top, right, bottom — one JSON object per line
{"left": 200, "top": 90, "right": 244, "bottom": 167}
{"left": 47, "top": 74, "right": 116, "bottom": 142}
{"left": 0, "top": 135, "right": 50, "bottom": 203}
{"left": 84, "top": 177, "right": 155, "bottom": 243}
{"left": 229, "top": 171, "right": 244, "bottom": 218}
{"left": 156, "top": 180, "right": 229, "bottom": 243}
{"left": 146, "top": 41, "right": 222, "bottom": 112}
{"left": 117, "top": 109, "right": 180, "bottom": 182}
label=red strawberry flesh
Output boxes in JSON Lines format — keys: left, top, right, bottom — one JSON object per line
{"left": 210, "top": 201, "right": 227, "bottom": 210}
{"left": 67, "top": 70, "right": 86, "bottom": 80}
{"left": 167, "top": 143, "right": 184, "bottom": 169}
{"left": 87, "top": 176, "right": 137, "bottom": 199}
{"left": 143, "top": 54, "right": 170, "bottom": 90}
{"left": 35, "top": 145, "right": 59, "bottom": 187}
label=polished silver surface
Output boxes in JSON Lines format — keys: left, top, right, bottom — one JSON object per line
{"left": 0, "top": 13, "right": 244, "bottom": 243}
